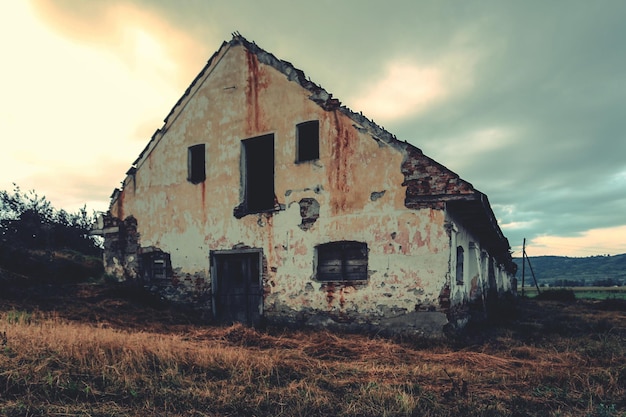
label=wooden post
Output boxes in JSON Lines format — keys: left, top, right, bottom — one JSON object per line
{"left": 526, "top": 253, "right": 541, "bottom": 294}
{"left": 521, "top": 238, "right": 526, "bottom": 296}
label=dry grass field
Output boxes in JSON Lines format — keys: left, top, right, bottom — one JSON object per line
{"left": 1, "top": 282, "right": 625, "bottom": 416}
{"left": 523, "top": 286, "right": 626, "bottom": 300}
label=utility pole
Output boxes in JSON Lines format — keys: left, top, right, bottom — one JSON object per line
{"left": 522, "top": 238, "right": 541, "bottom": 295}
{"left": 521, "top": 238, "right": 526, "bottom": 296}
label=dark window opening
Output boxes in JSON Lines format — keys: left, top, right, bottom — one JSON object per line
{"left": 140, "top": 251, "right": 172, "bottom": 282}
{"left": 296, "top": 120, "right": 319, "bottom": 162}
{"left": 316, "top": 241, "right": 368, "bottom": 282}
{"left": 188, "top": 144, "right": 206, "bottom": 184}
{"left": 243, "top": 134, "right": 275, "bottom": 213}
{"left": 456, "top": 245, "right": 464, "bottom": 284}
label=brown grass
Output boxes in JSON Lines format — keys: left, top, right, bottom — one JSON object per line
{"left": 1, "top": 287, "right": 626, "bottom": 416}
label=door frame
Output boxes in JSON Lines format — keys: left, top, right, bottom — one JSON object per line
{"left": 210, "top": 248, "right": 264, "bottom": 324}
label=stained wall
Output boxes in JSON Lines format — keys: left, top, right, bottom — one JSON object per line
{"left": 104, "top": 40, "right": 512, "bottom": 334}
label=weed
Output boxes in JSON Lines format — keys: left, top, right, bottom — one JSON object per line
{"left": 536, "top": 289, "right": 576, "bottom": 302}
{"left": 4, "top": 310, "right": 32, "bottom": 324}
{"left": 590, "top": 403, "right": 618, "bottom": 417}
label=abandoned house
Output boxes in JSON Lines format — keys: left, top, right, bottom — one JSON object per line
{"left": 96, "top": 33, "right": 517, "bottom": 336}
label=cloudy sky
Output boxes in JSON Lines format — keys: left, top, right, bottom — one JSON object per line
{"left": 2, "top": 0, "right": 625, "bottom": 257}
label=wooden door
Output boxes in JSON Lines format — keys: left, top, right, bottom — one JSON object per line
{"left": 212, "top": 251, "right": 262, "bottom": 326}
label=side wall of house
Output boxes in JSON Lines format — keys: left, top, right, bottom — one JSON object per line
{"left": 105, "top": 43, "right": 476, "bottom": 334}
{"left": 445, "top": 213, "right": 515, "bottom": 325}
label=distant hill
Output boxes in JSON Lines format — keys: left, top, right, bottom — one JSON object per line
{"left": 513, "top": 253, "right": 626, "bottom": 287}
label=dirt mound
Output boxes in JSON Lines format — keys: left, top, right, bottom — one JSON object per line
{"left": 0, "top": 246, "right": 102, "bottom": 286}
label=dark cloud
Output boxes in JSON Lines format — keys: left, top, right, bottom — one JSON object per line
{"left": 374, "top": 1, "right": 626, "bottom": 252}
{"left": 32, "top": 0, "right": 626, "bottom": 254}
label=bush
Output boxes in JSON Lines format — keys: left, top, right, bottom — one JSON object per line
{"left": 535, "top": 288, "right": 576, "bottom": 302}
{"left": 0, "top": 184, "right": 101, "bottom": 256}
{"left": 594, "top": 298, "right": 626, "bottom": 312}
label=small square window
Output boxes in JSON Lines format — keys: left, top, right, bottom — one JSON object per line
{"left": 188, "top": 144, "right": 206, "bottom": 184}
{"left": 296, "top": 120, "right": 319, "bottom": 162}
{"left": 140, "top": 251, "right": 171, "bottom": 281}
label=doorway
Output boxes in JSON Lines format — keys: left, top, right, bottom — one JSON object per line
{"left": 211, "top": 249, "right": 263, "bottom": 326}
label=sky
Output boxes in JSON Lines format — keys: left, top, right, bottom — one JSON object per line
{"left": 2, "top": 0, "right": 625, "bottom": 258}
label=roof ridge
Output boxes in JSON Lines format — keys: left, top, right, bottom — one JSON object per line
{"left": 231, "top": 33, "right": 406, "bottom": 148}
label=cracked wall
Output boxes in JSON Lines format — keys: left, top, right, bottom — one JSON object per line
{"left": 104, "top": 39, "right": 513, "bottom": 335}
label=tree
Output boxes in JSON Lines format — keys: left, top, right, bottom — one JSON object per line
{"left": 0, "top": 184, "right": 101, "bottom": 255}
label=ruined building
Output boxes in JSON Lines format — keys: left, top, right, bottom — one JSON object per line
{"left": 95, "top": 34, "right": 517, "bottom": 336}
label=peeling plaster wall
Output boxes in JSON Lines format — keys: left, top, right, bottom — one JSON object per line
{"left": 445, "top": 211, "right": 515, "bottom": 326}
{"left": 105, "top": 40, "right": 511, "bottom": 335}
{"left": 101, "top": 215, "right": 139, "bottom": 281}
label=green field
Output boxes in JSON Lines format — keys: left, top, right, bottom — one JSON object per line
{"left": 522, "top": 286, "right": 626, "bottom": 300}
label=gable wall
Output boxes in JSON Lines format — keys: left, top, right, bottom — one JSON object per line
{"left": 108, "top": 43, "right": 464, "bottom": 331}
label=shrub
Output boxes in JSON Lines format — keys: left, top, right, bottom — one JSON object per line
{"left": 0, "top": 184, "right": 101, "bottom": 255}
{"left": 535, "top": 288, "right": 576, "bottom": 302}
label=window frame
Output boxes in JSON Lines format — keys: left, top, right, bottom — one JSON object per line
{"left": 242, "top": 134, "right": 275, "bottom": 214}
{"left": 140, "top": 251, "right": 172, "bottom": 282}
{"left": 187, "top": 144, "right": 206, "bottom": 184}
{"left": 296, "top": 120, "right": 320, "bottom": 163}
{"left": 316, "top": 241, "right": 368, "bottom": 282}
{"left": 456, "top": 245, "right": 465, "bottom": 285}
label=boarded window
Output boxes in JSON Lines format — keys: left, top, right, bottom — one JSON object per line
{"left": 317, "top": 241, "right": 368, "bottom": 282}
{"left": 187, "top": 144, "right": 206, "bottom": 183}
{"left": 243, "top": 134, "right": 275, "bottom": 213}
{"left": 456, "top": 245, "right": 465, "bottom": 284}
{"left": 140, "top": 251, "right": 171, "bottom": 281}
{"left": 296, "top": 120, "right": 319, "bottom": 162}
